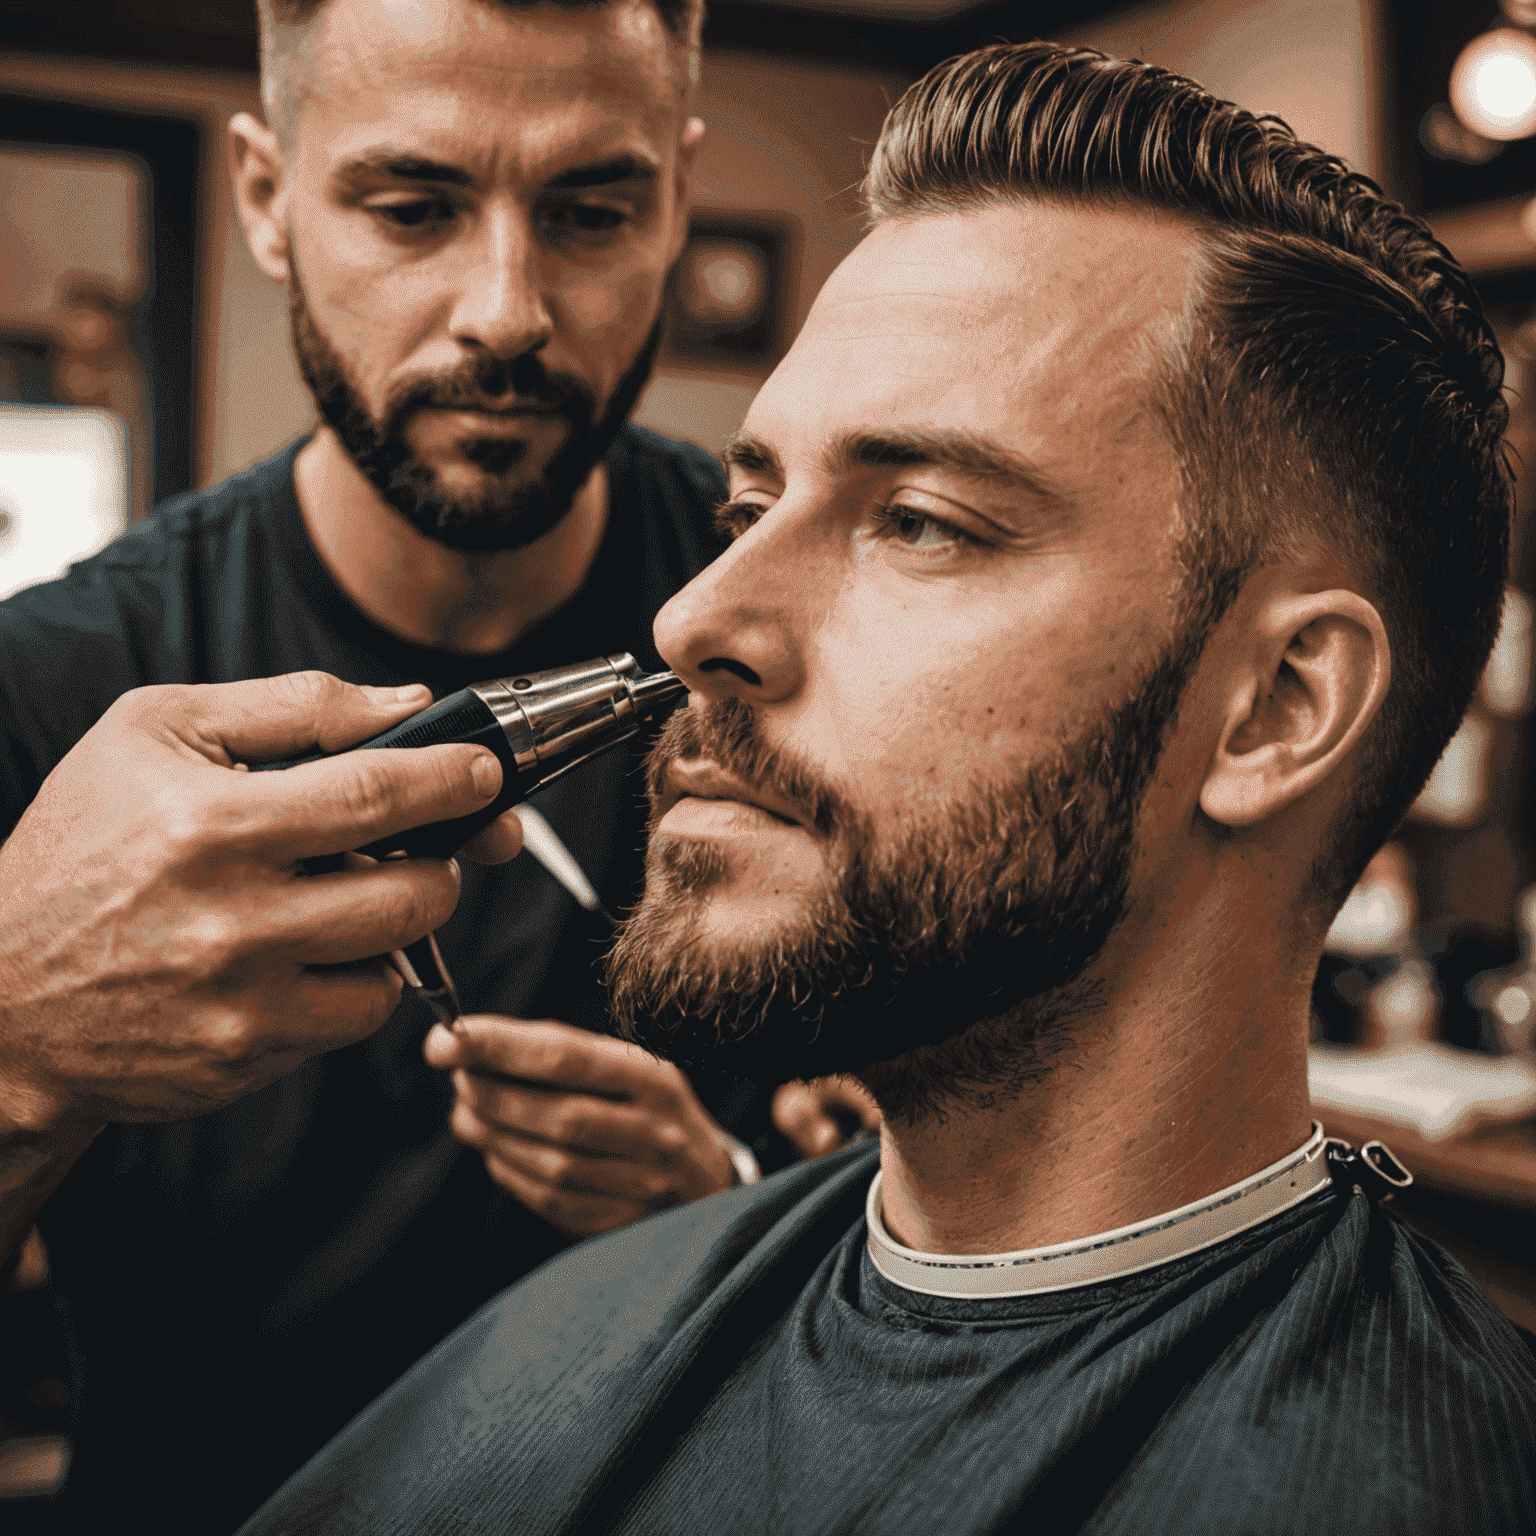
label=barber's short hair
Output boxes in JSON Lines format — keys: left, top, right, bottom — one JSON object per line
{"left": 257, "top": 0, "right": 703, "bottom": 143}
{"left": 865, "top": 42, "right": 1512, "bottom": 906}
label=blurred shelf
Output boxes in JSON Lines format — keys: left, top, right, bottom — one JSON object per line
{"left": 1320, "top": 1107, "right": 1536, "bottom": 1213}
{"left": 1429, "top": 194, "right": 1536, "bottom": 277}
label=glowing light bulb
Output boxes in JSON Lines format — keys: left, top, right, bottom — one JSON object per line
{"left": 1451, "top": 29, "right": 1536, "bottom": 141}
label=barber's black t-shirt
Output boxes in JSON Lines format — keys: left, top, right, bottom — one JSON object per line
{"left": 241, "top": 1140, "right": 1536, "bottom": 1536}
{"left": 0, "top": 426, "right": 758, "bottom": 1533}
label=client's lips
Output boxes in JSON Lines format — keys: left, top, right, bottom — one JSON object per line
{"left": 659, "top": 760, "right": 808, "bottom": 831}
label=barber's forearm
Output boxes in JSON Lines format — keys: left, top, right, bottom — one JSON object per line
{"left": 0, "top": 1090, "right": 101, "bottom": 1269}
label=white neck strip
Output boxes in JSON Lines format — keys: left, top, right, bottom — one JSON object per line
{"left": 866, "top": 1121, "right": 1331, "bottom": 1299}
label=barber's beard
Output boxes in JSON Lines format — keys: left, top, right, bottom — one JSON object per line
{"left": 606, "top": 631, "right": 1206, "bottom": 1124}
{"left": 287, "top": 273, "right": 662, "bottom": 553}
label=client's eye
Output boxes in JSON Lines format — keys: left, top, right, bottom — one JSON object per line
{"left": 874, "top": 503, "right": 980, "bottom": 550}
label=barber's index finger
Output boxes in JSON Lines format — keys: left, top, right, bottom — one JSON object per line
{"left": 449, "top": 1019, "right": 679, "bottom": 1105}
{"left": 466, "top": 1064, "right": 631, "bottom": 1103}
{"left": 243, "top": 742, "right": 502, "bottom": 863}
{"left": 164, "top": 673, "right": 434, "bottom": 764}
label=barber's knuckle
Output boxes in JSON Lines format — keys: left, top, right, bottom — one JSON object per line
{"left": 149, "top": 788, "right": 213, "bottom": 858}
{"left": 196, "top": 1005, "right": 261, "bottom": 1067}
{"left": 272, "top": 669, "right": 338, "bottom": 710}
{"left": 530, "top": 1046, "right": 576, "bottom": 1087}
{"left": 547, "top": 1040, "right": 583, "bottom": 1076}
{"left": 113, "top": 681, "right": 177, "bottom": 726}
{"left": 339, "top": 756, "right": 402, "bottom": 829}
{"left": 389, "top": 877, "right": 439, "bottom": 937}
{"left": 433, "top": 749, "right": 478, "bottom": 808}
{"left": 172, "top": 909, "right": 248, "bottom": 980}
{"left": 370, "top": 871, "right": 447, "bottom": 949}
{"left": 550, "top": 1106, "right": 592, "bottom": 1146}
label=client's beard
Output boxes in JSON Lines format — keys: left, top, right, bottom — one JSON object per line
{"left": 606, "top": 631, "right": 1206, "bottom": 1124}
{"left": 288, "top": 271, "right": 663, "bottom": 552}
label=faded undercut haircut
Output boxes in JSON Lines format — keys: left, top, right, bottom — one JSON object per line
{"left": 866, "top": 42, "right": 1511, "bottom": 909}
{"left": 257, "top": 0, "right": 705, "bottom": 146}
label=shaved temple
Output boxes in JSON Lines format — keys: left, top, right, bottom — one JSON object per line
{"left": 256, "top": 0, "right": 705, "bottom": 147}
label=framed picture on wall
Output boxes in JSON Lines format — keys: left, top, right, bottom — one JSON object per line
{"left": 666, "top": 215, "right": 792, "bottom": 368}
{"left": 0, "top": 95, "right": 200, "bottom": 517}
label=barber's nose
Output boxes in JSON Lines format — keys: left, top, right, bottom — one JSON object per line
{"left": 654, "top": 529, "right": 805, "bottom": 706}
{"left": 449, "top": 210, "right": 554, "bottom": 358}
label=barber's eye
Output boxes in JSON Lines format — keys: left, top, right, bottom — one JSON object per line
{"left": 545, "top": 202, "right": 629, "bottom": 236}
{"left": 373, "top": 198, "right": 454, "bottom": 231}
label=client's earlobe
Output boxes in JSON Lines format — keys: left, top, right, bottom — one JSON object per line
{"left": 1199, "top": 590, "right": 1390, "bottom": 829}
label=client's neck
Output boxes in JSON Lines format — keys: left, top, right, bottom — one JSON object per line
{"left": 294, "top": 428, "right": 609, "bottom": 656}
{"left": 871, "top": 909, "right": 1315, "bottom": 1255}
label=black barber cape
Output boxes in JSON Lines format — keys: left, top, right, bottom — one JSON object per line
{"left": 242, "top": 1140, "right": 1536, "bottom": 1536}
{"left": 0, "top": 427, "right": 757, "bottom": 1534}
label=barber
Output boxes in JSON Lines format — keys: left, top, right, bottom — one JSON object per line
{"left": 0, "top": 0, "right": 866, "bottom": 1530}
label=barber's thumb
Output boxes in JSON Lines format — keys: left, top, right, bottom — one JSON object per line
{"left": 423, "top": 1023, "right": 463, "bottom": 1067}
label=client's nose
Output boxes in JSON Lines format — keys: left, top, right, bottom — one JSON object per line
{"left": 653, "top": 529, "right": 805, "bottom": 707}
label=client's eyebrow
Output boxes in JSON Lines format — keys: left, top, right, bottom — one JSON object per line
{"left": 831, "top": 429, "right": 1066, "bottom": 504}
{"left": 721, "top": 433, "right": 782, "bottom": 479}
{"left": 722, "top": 428, "right": 1069, "bottom": 526}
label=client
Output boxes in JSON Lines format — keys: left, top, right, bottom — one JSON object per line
{"left": 242, "top": 42, "right": 1536, "bottom": 1535}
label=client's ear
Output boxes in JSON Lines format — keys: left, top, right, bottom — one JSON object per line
{"left": 1200, "top": 590, "right": 1390, "bottom": 828}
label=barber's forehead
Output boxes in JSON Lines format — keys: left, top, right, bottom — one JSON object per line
{"left": 298, "top": 0, "right": 679, "bottom": 131}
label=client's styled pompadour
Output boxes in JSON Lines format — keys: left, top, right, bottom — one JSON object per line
{"left": 866, "top": 43, "right": 1511, "bottom": 904}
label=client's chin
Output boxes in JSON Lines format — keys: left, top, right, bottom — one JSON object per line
{"left": 610, "top": 879, "right": 962, "bottom": 1090}
{"left": 607, "top": 832, "right": 1108, "bottom": 1118}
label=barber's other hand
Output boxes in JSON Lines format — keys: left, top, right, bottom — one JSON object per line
{"left": 772, "top": 1076, "right": 881, "bottom": 1160}
{"left": 426, "top": 1017, "right": 736, "bottom": 1239}
{"left": 0, "top": 671, "right": 516, "bottom": 1133}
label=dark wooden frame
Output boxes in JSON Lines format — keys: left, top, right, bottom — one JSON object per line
{"left": 0, "top": 93, "right": 201, "bottom": 505}
{"left": 666, "top": 215, "right": 794, "bottom": 369}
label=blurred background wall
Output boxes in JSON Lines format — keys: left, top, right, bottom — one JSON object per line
{"left": 1060, "top": 0, "right": 1384, "bottom": 174}
{"left": 0, "top": 0, "right": 1390, "bottom": 485}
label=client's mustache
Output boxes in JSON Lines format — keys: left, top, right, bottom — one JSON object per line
{"left": 645, "top": 696, "right": 849, "bottom": 839}
{"left": 384, "top": 350, "right": 596, "bottom": 424}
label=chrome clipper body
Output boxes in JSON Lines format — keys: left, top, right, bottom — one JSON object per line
{"left": 259, "top": 652, "right": 686, "bottom": 862}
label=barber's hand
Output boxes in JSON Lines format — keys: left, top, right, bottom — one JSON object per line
{"left": 425, "top": 1017, "right": 736, "bottom": 1239}
{"left": 772, "top": 1076, "right": 881, "bottom": 1160}
{"left": 0, "top": 671, "right": 521, "bottom": 1133}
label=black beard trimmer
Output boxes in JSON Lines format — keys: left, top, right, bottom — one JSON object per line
{"left": 255, "top": 653, "right": 687, "bottom": 1022}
